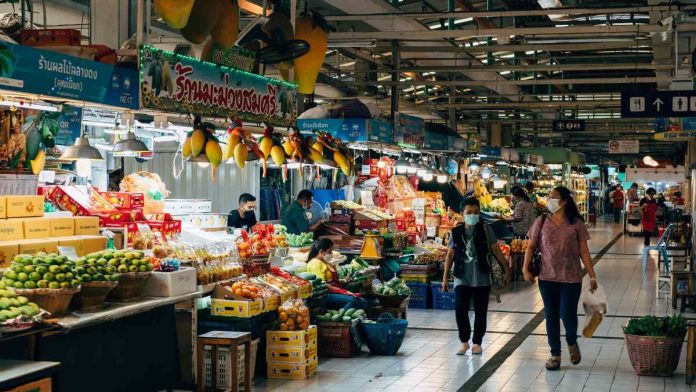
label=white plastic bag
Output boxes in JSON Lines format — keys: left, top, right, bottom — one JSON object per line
{"left": 581, "top": 284, "right": 607, "bottom": 338}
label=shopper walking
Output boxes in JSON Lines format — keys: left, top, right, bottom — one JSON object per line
{"left": 640, "top": 187, "right": 658, "bottom": 246}
{"left": 503, "top": 187, "right": 535, "bottom": 236}
{"left": 610, "top": 185, "right": 625, "bottom": 223}
{"left": 522, "top": 186, "right": 598, "bottom": 371}
{"left": 442, "top": 197, "right": 509, "bottom": 355}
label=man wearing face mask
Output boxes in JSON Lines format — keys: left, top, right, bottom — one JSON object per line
{"left": 227, "top": 193, "right": 258, "bottom": 232}
{"left": 282, "top": 190, "right": 326, "bottom": 235}
{"left": 441, "top": 197, "right": 510, "bottom": 356}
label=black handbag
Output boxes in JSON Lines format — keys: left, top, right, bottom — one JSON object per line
{"left": 529, "top": 215, "right": 547, "bottom": 277}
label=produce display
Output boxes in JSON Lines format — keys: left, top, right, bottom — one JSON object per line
{"left": 237, "top": 224, "right": 279, "bottom": 259}
{"left": 192, "top": 243, "right": 243, "bottom": 285}
{"left": 277, "top": 299, "right": 310, "bottom": 331}
{"left": 227, "top": 280, "right": 263, "bottom": 300}
{"left": 2, "top": 253, "right": 80, "bottom": 289}
{"left": 76, "top": 249, "right": 152, "bottom": 281}
{"left": 338, "top": 258, "right": 378, "bottom": 284}
{"left": 0, "top": 284, "right": 43, "bottom": 325}
{"left": 330, "top": 200, "right": 364, "bottom": 210}
{"left": 286, "top": 232, "right": 314, "bottom": 248}
{"left": 297, "top": 273, "right": 327, "bottom": 297}
{"left": 182, "top": 119, "right": 224, "bottom": 181}
{"left": 315, "top": 307, "right": 365, "bottom": 322}
{"left": 274, "top": 225, "right": 289, "bottom": 248}
{"left": 413, "top": 253, "right": 439, "bottom": 265}
{"left": 356, "top": 209, "right": 393, "bottom": 221}
{"left": 373, "top": 277, "right": 411, "bottom": 297}
{"left": 510, "top": 238, "right": 529, "bottom": 254}
{"left": 622, "top": 314, "right": 687, "bottom": 337}
{"left": 472, "top": 179, "right": 493, "bottom": 206}
{"left": 482, "top": 197, "right": 511, "bottom": 218}
{"left": 257, "top": 274, "right": 299, "bottom": 298}
{"left": 270, "top": 267, "right": 312, "bottom": 297}
{"left": 390, "top": 175, "right": 417, "bottom": 198}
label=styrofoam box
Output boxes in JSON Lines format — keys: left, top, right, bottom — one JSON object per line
{"left": 194, "top": 200, "right": 212, "bottom": 213}
{"left": 142, "top": 267, "right": 197, "bottom": 297}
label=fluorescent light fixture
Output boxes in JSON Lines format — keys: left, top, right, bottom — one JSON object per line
{"left": 83, "top": 120, "right": 118, "bottom": 128}
{"left": 197, "top": 161, "right": 210, "bottom": 168}
{"left": 0, "top": 100, "right": 60, "bottom": 112}
{"left": 468, "top": 162, "right": 480, "bottom": 172}
{"left": 481, "top": 166, "right": 493, "bottom": 179}
{"left": 340, "top": 61, "right": 356, "bottom": 67}
{"left": 422, "top": 172, "right": 434, "bottom": 182}
{"left": 416, "top": 162, "right": 430, "bottom": 177}
{"left": 500, "top": 71, "right": 511, "bottom": 75}
{"left": 428, "top": 17, "right": 473, "bottom": 29}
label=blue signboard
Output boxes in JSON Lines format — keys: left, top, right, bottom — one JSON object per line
{"left": 0, "top": 42, "right": 138, "bottom": 108}
{"left": 621, "top": 90, "right": 696, "bottom": 118}
{"left": 369, "top": 119, "right": 393, "bottom": 144}
{"left": 55, "top": 105, "right": 82, "bottom": 146}
{"left": 448, "top": 135, "right": 467, "bottom": 150}
{"left": 423, "top": 132, "right": 449, "bottom": 150}
{"left": 296, "top": 118, "right": 368, "bottom": 142}
{"left": 480, "top": 146, "right": 502, "bottom": 157}
{"left": 395, "top": 113, "right": 425, "bottom": 148}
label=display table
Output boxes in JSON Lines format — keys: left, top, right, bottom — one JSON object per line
{"left": 0, "top": 292, "right": 202, "bottom": 392}
{"left": 0, "top": 359, "right": 60, "bottom": 391}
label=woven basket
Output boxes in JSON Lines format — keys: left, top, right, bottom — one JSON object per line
{"left": 624, "top": 334, "right": 684, "bottom": 376}
{"left": 15, "top": 287, "right": 80, "bottom": 316}
{"left": 71, "top": 281, "right": 118, "bottom": 310}
{"left": 106, "top": 272, "right": 151, "bottom": 301}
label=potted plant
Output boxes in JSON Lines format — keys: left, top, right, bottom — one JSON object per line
{"left": 623, "top": 314, "right": 687, "bottom": 376}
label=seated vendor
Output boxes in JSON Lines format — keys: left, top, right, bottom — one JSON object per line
{"left": 282, "top": 190, "right": 325, "bottom": 235}
{"left": 306, "top": 238, "right": 367, "bottom": 310}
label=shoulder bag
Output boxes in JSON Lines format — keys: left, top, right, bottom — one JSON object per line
{"left": 482, "top": 224, "right": 509, "bottom": 296}
{"left": 529, "top": 214, "right": 547, "bottom": 277}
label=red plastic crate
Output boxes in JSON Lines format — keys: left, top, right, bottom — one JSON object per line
{"left": 20, "top": 29, "right": 81, "bottom": 47}
{"left": 317, "top": 321, "right": 361, "bottom": 358}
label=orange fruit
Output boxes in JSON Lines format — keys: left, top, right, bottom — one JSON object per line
{"left": 279, "top": 312, "right": 288, "bottom": 322}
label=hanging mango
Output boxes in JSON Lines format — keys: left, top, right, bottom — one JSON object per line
{"left": 293, "top": 12, "right": 332, "bottom": 95}
{"left": 155, "top": 0, "right": 195, "bottom": 29}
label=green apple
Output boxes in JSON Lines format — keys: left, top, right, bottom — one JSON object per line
{"left": 23, "top": 281, "right": 36, "bottom": 289}
{"left": 43, "top": 272, "right": 55, "bottom": 281}
{"left": 55, "top": 273, "right": 66, "bottom": 282}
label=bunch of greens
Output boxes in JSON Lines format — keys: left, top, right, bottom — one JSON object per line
{"left": 623, "top": 314, "right": 686, "bottom": 337}
{"left": 373, "top": 277, "right": 411, "bottom": 296}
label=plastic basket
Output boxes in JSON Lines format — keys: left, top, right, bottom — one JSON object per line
{"left": 202, "top": 338, "right": 259, "bottom": 389}
{"left": 360, "top": 313, "right": 408, "bottom": 355}
{"left": 401, "top": 273, "right": 430, "bottom": 284}
{"left": 406, "top": 283, "right": 431, "bottom": 309}
{"left": 624, "top": 334, "right": 684, "bottom": 376}
{"left": 430, "top": 281, "right": 456, "bottom": 310}
{"left": 317, "top": 320, "right": 361, "bottom": 357}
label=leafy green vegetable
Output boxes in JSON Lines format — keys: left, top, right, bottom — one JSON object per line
{"left": 623, "top": 314, "right": 686, "bottom": 337}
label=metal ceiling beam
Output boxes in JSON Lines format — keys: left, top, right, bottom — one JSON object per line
{"left": 371, "top": 41, "right": 650, "bottom": 53}
{"left": 350, "top": 63, "right": 665, "bottom": 73}
{"left": 322, "top": 5, "right": 679, "bottom": 21}
{"left": 350, "top": 76, "right": 670, "bottom": 86}
{"left": 329, "top": 24, "right": 669, "bottom": 40}
{"left": 431, "top": 101, "right": 620, "bottom": 109}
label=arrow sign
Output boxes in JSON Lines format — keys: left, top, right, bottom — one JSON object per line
{"left": 653, "top": 98, "right": 663, "bottom": 111}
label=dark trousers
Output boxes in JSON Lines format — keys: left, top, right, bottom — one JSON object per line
{"left": 644, "top": 230, "right": 652, "bottom": 246}
{"left": 454, "top": 285, "right": 491, "bottom": 344}
{"left": 539, "top": 280, "right": 582, "bottom": 356}
{"left": 613, "top": 206, "right": 622, "bottom": 223}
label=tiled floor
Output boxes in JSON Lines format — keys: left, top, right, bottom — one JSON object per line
{"left": 250, "top": 219, "right": 696, "bottom": 392}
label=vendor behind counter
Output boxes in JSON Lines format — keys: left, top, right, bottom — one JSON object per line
{"left": 282, "top": 189, "right": 325, "bottom": 234}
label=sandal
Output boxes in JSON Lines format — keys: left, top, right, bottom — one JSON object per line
{"left": 471, "top": 344, "right": 482, "bottom": 354}
{"left": 545, "top": 356, "right": 561, "bottom": 371}
{"left": 456, "top": 343, "right": 470, "bottom": 355}
{"left": 568, "top": 343, "right": 581, "bottom": 365}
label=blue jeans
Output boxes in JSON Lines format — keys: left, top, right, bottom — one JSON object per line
{"left": 325, "top": 293, "right": 368, "bottom": 311}
{"left": 539, "top": 280, "right": 582, "bottom": 356}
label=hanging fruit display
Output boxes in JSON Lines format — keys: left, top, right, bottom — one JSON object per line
{"left": 314, "top": 131, "right": 354, "bottom": 176}
{"left": 182, "top": 118, "right": 223, "bottom": 181}
{"left": 180, "top": 0, "right": 224, "bottom": 44}
{"left": 293, "top": 12, "right": 331, "bottom": 94}
{"left": 155, "top": 0, "right": 196, "bottom": 29}
{"left": 258, "top": 125, "right": 287, "bottom": 167}
{"left": 220, "top": 119, "right": 268, "bottom": 177}
{"left": 211, "top": 0, "right": 239, "bottom": 50}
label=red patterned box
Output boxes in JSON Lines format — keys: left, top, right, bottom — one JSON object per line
{"left": 99, "top": 192, "right": 145, "bottom": 209}
{"left": 48, "top": 186, "right": 114, "bottom": 216}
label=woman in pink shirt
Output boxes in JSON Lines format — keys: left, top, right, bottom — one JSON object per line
{"left": 523, "top": 186, "right": 599, "bottom": 371}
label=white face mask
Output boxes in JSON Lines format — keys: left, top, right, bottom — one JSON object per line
{"left": 547, "top": 198, "right": 562, "bottom": 213}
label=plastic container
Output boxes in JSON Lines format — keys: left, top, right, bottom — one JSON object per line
{"left": 142, "top": 267, "right": 196, "bottom": 297}
{"left": 360, "top": 313, "right": 408, "bottom": 355}
{"left": 317, "top": 320, "right": 361, "bottom": 358}
{"left": 406, "top": 282, "right": 431, "bottom": 309}
{"left": 430, "top": 281, "right": 456, "bottom": 310}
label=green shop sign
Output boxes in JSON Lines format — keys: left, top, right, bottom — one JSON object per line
{"left": 139, "top": 46, "right": 297, "bottom": 125}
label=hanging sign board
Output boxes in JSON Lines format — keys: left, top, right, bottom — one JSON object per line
{"left": 653, "top": 117, "right": 696, "bottom": 140}
{"left": 368, "top": 119, "right": 394, "bottom": 144}
{"left": 448, "top": 135, "right": 467, "bottom": 150}
{"left": 621, "top": 90, "right": 696, "bottom": 118}
{"left": 0, "top": 42, "right": 138, "bottom": 108}
{"left": 394, "top": 113, "right": 425, "bottom": 148}
{"left": 608, "top": 140, "right": 639, "bottom": 154}
{"left": 296, "top": 118, "right": 368, "bottom": 142}
{"left": 55, "top": 105, "right": 82, "bottom": 146}
{"left": 210, "top": 46, "right": 256, "bottom": 72}
{"left": 423, "top": 132, "right": 448, "bottom": 150}
{"left": 552, "top": 120, "right": 585, "bottom": 132}
{"left": 139, "top": 45, "right": 298, "bottom": 126}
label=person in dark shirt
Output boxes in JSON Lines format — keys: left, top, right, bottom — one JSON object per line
{"left": 282, "top": 190, "right": 325, "bottom": 234}
{"left": 228, "top": 193, "right": 258, "bottom": 231}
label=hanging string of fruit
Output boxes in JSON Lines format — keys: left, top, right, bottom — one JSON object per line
{"left": 314, "top": 131, "right": 352, "bottom": 176}
{"left": 286, "top": 127, "right": 311, "bottom": 175}
{"left": 221, "top": 119, "right": 268, "bottom": 177}
{"left": 181, "top": 116, "right": 223, "bottom": 181}
{"left": 258, "top": 125, "right": 286, "bottom": 168}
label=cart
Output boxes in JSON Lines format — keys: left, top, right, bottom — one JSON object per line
{"left": 625, "top": 202, "right": 642, "bottom": 236}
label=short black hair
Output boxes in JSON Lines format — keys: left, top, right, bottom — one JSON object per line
{"left": 462, "top": 197, "right": 480, "bottom": 209}
{"left": 646, "top": 187, "right": 656, "bottom": 195}
{"left": 675, "top": 191, "right": 682, "bottom": 197}
{"left": 525, "top": 182, "right": 534, "bottom": 191}
{"left": 297, "top": 190, "right": 313, "bottom": 201}
{"left": 239, "top": 193, "right": 256, "bottom": 204}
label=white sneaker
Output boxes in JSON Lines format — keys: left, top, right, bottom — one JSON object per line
{"left": 457, "top": 343, "right": 470, "bottom": 355}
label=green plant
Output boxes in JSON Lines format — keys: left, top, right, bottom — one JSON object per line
{"left": 623, "top": 314, "right": 686, "bottom": 337}
{"left": 22, "top": 111, "right": 60, "bottom": 149}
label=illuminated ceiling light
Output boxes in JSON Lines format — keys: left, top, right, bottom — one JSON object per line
{"left": 416, "top": 161, "right": 431, "bottom": 177}
{"left": 407, "top": 158, "right": 418, "bottom": 174}
{"left": 60, "top": 136, "right": 104, "bottom": 161}
{"left": 0, "top": 100, "right": 60, "bottom": 112}
{"left": 422, "top": 171, "right": 434, "bottom": 182}
{"left": 395, "top": 156, "right": 410, "bottom": 174}
{"left": 481, "top": 166, "right": 493, "bottom": 179}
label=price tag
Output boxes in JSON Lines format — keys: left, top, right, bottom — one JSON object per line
{"left": 361, "top": 165, "right": 371, "bottom": 176}
{"left": 57, "top": 246, "right": 79, "bottom": 261}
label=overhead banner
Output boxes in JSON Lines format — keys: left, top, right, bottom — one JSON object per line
{"left": 394, "top": 113, "right": 424, "bottom": 148}
{"left": 55, "top": 105, "right": 83, "bottom": 146}
{"left": 654, "top": 117, "right": 696, "bottom": 140}
{"left": 552, "top": 120, "right": 585, "bottom": 132}
{"left": 608, "top": 140, "right": 639, "bottom": 154}
{"left": 423, "top": 132, "right": 448, "bottom": 150}
{"left": 139, "top": 45, "right": 297, "bottom": 125}
{"left": 0, "top": 42, "right": 138, "bottom": 108}
{"left": 296, "top": 118, "right": 368, "bottom": 142}
{"left": 622, "top": 90, "right": 696, "bottom": 118}
{"left": 369, "top": 119, "right": 394, "bottom": 144}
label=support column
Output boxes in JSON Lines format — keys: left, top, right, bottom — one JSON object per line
{"left": 91, "top": 0, "right": 129, "bottom": 48}
{"left": 390, "top": 41, "right": 400, "bottom": 122}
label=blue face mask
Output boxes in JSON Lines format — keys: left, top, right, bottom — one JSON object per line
{"left": 464, "top": 214, "right": 480, "bottom": 226}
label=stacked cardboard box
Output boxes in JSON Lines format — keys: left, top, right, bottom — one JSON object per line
{"left": 266, "top": 326, "right": 318, "bottom": 380}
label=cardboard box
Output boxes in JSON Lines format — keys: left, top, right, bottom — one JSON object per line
{"left": 267, "top": 360, "right": 318, "bottom": 380}
{"left": 74, "top": 216, "right": 100, "bottom": 235}
{"left": 48, "top": 186, "right": 114, "bottom": 216}
{"left": 210, "top": 283, "right": 264, "bottom": 318}
{"left": 0, "top": 219, "right": 24, "bottom": 241}
{"left": 78, "top": 235, "right": 107, "bottom": 255}
{"left": 22, "top": 218, "right": 51, "bottom": 239}
{"left": 50, "top": 217, "right": 75, "bottom": 237}
{"left": 6, "top": 195, "right": 44, "bottom": 218}
{"left": 17, "top": 239, "right": 58, "bottom": 255}
{"left": 266, "top": 326, "right": 318, "bottom": 348}
{"left": 0, "top": 241, "right": 19, "bottom": 268}
{"left": 0, "top": 196, "right": 6, "bottom": 219}
{"left": 52, "top": 236, "right": 85, "bottom": 257}
{"left": 99, "top": 191, "right": 144, "bottom": 208}
{"left": 266, "top": 344, "right": 318, "bottom": 364}
{"left": 142, "top": 267, "right": 197, "bottom": 297}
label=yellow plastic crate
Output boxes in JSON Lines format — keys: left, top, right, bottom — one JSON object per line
{"left": 267, "top": 325, "right": 318, "bottom": 348}
{"left": 267, "top": 360, "right": 318, "bottom": 380}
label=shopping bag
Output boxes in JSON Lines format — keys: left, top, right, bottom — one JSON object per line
{"left": 581, "top": 284, "right": 607, "bottom": 338}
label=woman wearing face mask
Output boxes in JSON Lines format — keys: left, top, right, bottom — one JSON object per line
{"left": 523, "top": 186, "right": 598, "bottom": 371}
{"left": 306, "top": 238, "right": 367, "bottom": 310}
{"left": 442, "top": 197, "right": 510, "bottom": 355}
{"left": 502, "top": 187, "right": 535, "bottom": 236}
{"left": 639, "top": 187, "right": 658, "bottom": 246}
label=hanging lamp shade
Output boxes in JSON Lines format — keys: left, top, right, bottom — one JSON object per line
{"left": 60, "top": 137, "right": 104, "bottom": 160}
{"left": 395, "top": 156, "right": 410, "bottom": 174}
{"left": 113, "top": 132, "right": 150, "bottom": 154}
